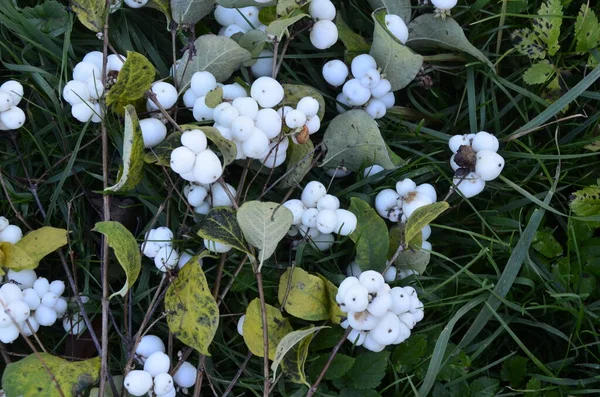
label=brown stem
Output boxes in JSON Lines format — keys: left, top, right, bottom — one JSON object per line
{"left": 306, "top": 327, "right": 352, "bottom": 397}
{"left": 255, "top": 271, "right": 270, "bottom": 397}
{"left": 222, "top": 351, "right": 253, "bottom": 397}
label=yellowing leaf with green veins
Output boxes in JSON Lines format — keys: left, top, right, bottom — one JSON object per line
{"left": 570, "top": 185, "right": 600, "bottom": 217}
{"left": 523, "top": 61, "right": 555, "bottom": 85}
{"left": 533, "top": 0, "right": 563, "bottom": 56}
{"left": 282, "top": 137, "right": 314, "bottom": 189}
{"left": 204, "top": 86, "right": 223, "bottom": 108}
{"left": 105, "top": 106, "right": 144, "bottom": 192}
{"left": 266, "top": 11, "right": 309, "bottom": 41}
{"left": 271, "top": 326, "right": 328, "bottom": 381}
{"left": 575, "top": 4, "right": 600, "bottom": 53}
{"left": 278, "top": 267, "right": 330, "bottom": 321}
{"left": 144, "top": 131, "right": 181, "bottom": 166}
{"left": 511, "top": 28, "right": 546, "bottom": 60}
{"left": 0, "top": 242, "right": 36, "bottom": 271}
{"left": 71, "top": 0, "right": 106, "bottom": 32}
{"left": 317, "top": 274, "right": 345, "bottom": 324}
{"left": 281, "top": 84, "right": 326, "bottom": 120}
{"left": 165, "top": 256, "right": 219, "bottom": 355}
{"left": 106, "top": 52, "right": 155, "bottom": 112}
{"left": 281, "top": 327, "right": 315, "bottom": 385}
{"left": 237, "top": 201, "right": 293, "bottom": 269}
{"left": 171, "top": 0, "right": 213, "bottom": 25}
{"left": 2, "top": 353, "right": 100, "bottom": 397}
{"left": 348, "top": 197, "right": 389, "bottom": 272}
{"left": 92, "top": 221, "right": 141, "bottom": 299}
{"left": 197, "top": 207, "right": 251, "bottom": 256}
{"left": 336, "top": 14, "right": 371, "bottom": 61}
{"left": 243, "top": 299, "right": 293, "bottom": 360}
{"left": 404, "top": 202, "right": 449, "bottom": 246}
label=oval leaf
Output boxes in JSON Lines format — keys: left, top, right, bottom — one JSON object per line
{"left": 348, "top": 197, "right": 389, "bottom": 272}
{"left": 105, "top": 105, "right": 145, "bottom": 192}
{"left": 176, "top": 35, "right": 252, "bottom": 90}
{"left": 243, "top": 298, "right": 293, "bottom": 360}
{"left": 171, "top": 0, "right": 213, "bottom": 25}
{"left": 278, "top": 267, "right": 330, "bottom": 321}
{"left": 271, "top": 326, "right": 328, "bottom": 381}
{"left": 182, "top": 124, "right": 238, "bottom": 167}
{"left": 93, "top": 221, "right": 141, "bottom": 299}
{"left": 277, "top": 0, "right": 309, "bottom": 17}
{"left": 282, "top": 138, "right": 314, "bottom": 189}
{"left": 147, "top": 0, "right": 171, "bottom": 22}
{"left": 196, "top": 207, "right": 251, "bottom": 256}
{"left": 336, "top": 14, "right": 371, "bottom": 59}
{"left": 106, "top": 52, "right": 156, "bottom": 112}
{"left": 71, "top": 0, "right": 106, "bottom": 32}
{"left": 10, "top": 226, "right": 67, "bottom": 269}
{"left": 404, "top": 201, "right": 449, "bottom": 246}
{"left": 0, "top": 242, "right": 36, "bottom": 271}
{"left": 2, "top": 353, "right": 100, "bottom": 397}
{"left": 281, "top": 327, "right": 316, "bottom": 386}
{"left": 165, "top": 256, "right": 219, "bottom": 355}
{"left": 406, "top": 14, "right": 494, "bottom": 69}
{"left": 368, "top": 0, "right": 412, "bottom": 24}
{"left": 322, "top": 109, "right": 400, "bottom": 172}
{"left": 266, "top": 12, "right": 309, "bottom": 41}
{"left": 370, "top": 9, "right": 423, "bottom": 91}
{"left": 317, "top": 274, "right": 345, "bottom": 324}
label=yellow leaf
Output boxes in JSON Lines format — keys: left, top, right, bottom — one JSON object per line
{"left": 278, "top": 268, "right": 330, "bottom": 321}
{"left": 71, "top": 0, "right": 106, "bottom": 32}
{"left": 1, "top": 242, "right": 36, "bottom": 271}
{"left": 243, "top": 299, "right": 292, "bottom": 360}
{"left": 15, "top": 226, "right": 67, "bottom": 264}
{"left": 317, "top": 274, "right": 345, "bottom": 324}
{"left": 271, "top": 326, "right": 328, "bottom": 381}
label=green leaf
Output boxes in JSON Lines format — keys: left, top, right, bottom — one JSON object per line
{"left": 525, "top": 378, "right": 542, "bottom": 396}
{"left": 243, "top": 298, "right": 293, "bottom": 360}
{"left": 575, "top": 5, "right": 600, "bottom": 53}
{"left": 272, "top": 326, "right": 328, "bottom": 380}
{"left": 219, "top": 0, "right": 275, "bottom": 7}
{"left": 501, "top": 355, "right": 528, "bottom": 388}
{"left": 308, "top": 354, "right": 355, "bottom": 381}
{"left": 105, "top": 105, "right": 144, "bottom": 192}
{"left": 237, "top": 201, "right": 293, "bottom": 269}
{"left": 532, "top": 228, "right": 563, "bottom": 258}
{"left": 391, "top": 334, "right": 427, "bottom": 373}
{"left": 71, "top": 0, "right": 106, "bottom": 32}
{"left": 93, "top": 221, "right": 141, "bottom": 299}
{"left": 511, "top": 28, "right": 546, "bottom": 60}
{"left": 278, "top": 267, "right": 330, "bottom": 321}
{"left": 171, "top": 0, "right": 213, "bottom": 25}
{"left": 348, "top": 197, "right": 389, "bottom": 272}
{"left": 176, "top": 34, "right": 252, "bottom": 89}
{"left": 146, "top": 0, "right": 171, "bottom": 22}
{"left": 22, "top": 1, "right": 68, "bottom": 34}
{"left": 276, "top": 0, "right": 309, "bottom": 17}
{"left": 282, "top": 138, "right": 314, "bottom": 189}
{"left": 469, "top": 377, "right": 499, "bottom": 397}
{"left": 322, "top": 109, "right": 400, "bottom": 172}
{"left": 340, "top": 389, "right": 379, "bottom": 397}
{"left": 395, "top": 247, "right": 430, "bottom": 274}
{"left": 281, "top": 327, "right": 316, "bottom": 386}
{"left": 371, "top": 9, "right": 423, "bottom": 91}
{"left": 89, "top": 375, "right": 124, "bottom": 397}
{"left": 144, "top": 131, "right": 181, "bottom": 166}
{"left": 238, "top": 29, "right": 269, "bottom": 66}
{"left": 406, "top": 14, "right": 494, "bottom": 69}
{"left": 335, "top": 14, "right": 371, "bottom": 59}
{"left": 106, "top": 52, "right": 155, "bottom": 112}
{"left": 367, "top": 0, "right": 412, "bottom": 24}
{"left": 533, "top": 0, "right": 563, "bottom": 56}
{"left": 266, "top": 11, "right": 309, "bottom": 41}
{"left": 204, "top": 86, "right": 223, "bottom": 108}
{"left": 404, "top": 202, "right": 449, "bottom": 246}
{"left": 317, "top": 274, "right": 345, "bottom": 324}
{"left": 165, "top": 255, "right": 219, "bottom": 355}
{"left": 197, "top": 207, "right": 251, "bottom": 256}
{"left": 2, "top": 353, "right": 100, "bottom": 397}
{"left": 282, "top": 84, "right": 326, "bottom": 120}
{"left": 570, "top": 185, "right": 600, "bottom": 217}
{"left": 523, "top": 61, "right": 555, "bottom": 85}
{"left": 346, "top": 351, "right": 390, "bottom": 390}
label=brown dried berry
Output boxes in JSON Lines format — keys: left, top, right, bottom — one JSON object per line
{"left": 454, "top": 144, "right": 477, "bottom": 171}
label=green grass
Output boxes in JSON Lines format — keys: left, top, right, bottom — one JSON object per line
{"left": 1, "top": 0, "right": 600, "bottom": 396}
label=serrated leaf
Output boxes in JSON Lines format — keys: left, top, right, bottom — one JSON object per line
{"left": 197, "top": 207, "right": 251, "bottom": 255}
{"left": 171, "top": 0, "right": 213, "bottom": 25}
{"left": 165, "top": 255, "right": 218, "bottom": 355}
{"left": 322, "top": 109, "right": 400, "bottom": 172}
{"left": 266, "top": 11, "right": 309, "bottom": 40}
{"left": 277, "top": 0, "right": 309, "bottom": 17}
{"left": 391, "top": 334, "right": 427, "bottom": 373}
{"left": 469, "top": 377, "right": 499, "bottom": 396}
{"left": 511, "top": 28, "right": 546, "bottom": 60}
{"left": 105, "top": 105, "right": 144, "bottom": 192}
{"left": 346, "top": 351, "right": 390, "bottom": 390}
{"left": 22, "top": 1, "right": 68, "bottom": 34}
{"left": 347, "top": 197, "right": 389, "bottom": 272}
{"left": 176, "top": 35, "right": 252, "bottom": 89}
{"left": 282, "top": 138, "right": 314, "bottom": 188}
{"left": 570, "top": 185, "right": 600, "bottom": 217}
{"left": 336, "top": 14, "right": 371, "bottom": 60}
{"left": 2, "top": 353, "right": 100, "bottom": 397}
{"left": 533, "top": 0, "right": 563, "bottom": 56}
{"left": 575, "top": 4, "right": 600, "bottom": 53}
{"left": 404, "top": 202, "right": 449, "bottom": 246}
{"left": 272, "top": 326, "right": 328, "bottom": 381}
{"left": 237, "top": 201, "right": 293, "bottom": 269}
{"left": 93, "top": 221, "right": 141, "bottom": 299}
{"left": 367, "top": 0, "right": 412, "bottom": 24}
{"left": 523, "top": 61, "right": 555, "bottom": 85}
{"left": 281, "top": 84, "right": 326, "bottom": 120}
{"left": 532, "top": 228, "right": 563, "bottom": 258}
{"left": 371, "top": 9, "right": 423, "bottom": 91}
{"left": 525, "top": 378, "right": 541, "bottom": 396}
{"left": 308, "top": 354, "right": 355, "bottom": 380}
{"left": 317, "top": 274, "right": 345, "bottom": 324}
{"left": 106, "top": 52, "right": 155, "bottom": 112}
{"left": 243, "top": 298, "right": 293, "bottom": 360}
{"left": 278, "top": 267, "right": 330, "bottom": 321}
{"left": 71, "top": 0, "right": 106, "bottom": 32}
{"left": 501, "top": 355, "right": 528, "bottom": 388}
{"left": 205, "top": 86, "right": 223, "bottom": 108}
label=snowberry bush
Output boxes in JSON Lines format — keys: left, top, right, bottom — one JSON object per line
{"left": 0, "top": 80, "right": 25, "bottom": 130}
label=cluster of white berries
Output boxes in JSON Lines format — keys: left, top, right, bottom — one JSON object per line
{"left": 0, "top": 80, "right": 25, "bottom": 130}
{"left": 337, "top": 271, "right": 424, "bottom": 352}
{"left": 0, "top": 269, "right": 67, "bottom": 343}
{"left": 62, "top": 51, "right": 125, "bottom": 123}
{"left": 308, "top": 0, "right": 339, "bottom": 50}
{"left": 142, "top": 227, "right": 192, "bottom": 272}
{"left": 183, "top": 180, "right": 236, "bottom": 216}
{"left": 62, "top": 295, "right": 90, "bottom": 335}
{"left": 169, "top": 128, "right": 224, "bottom": 184}
{"left": 124, "top": 335, "right": 197, "bottom": 396}
{"left": 139, "top": 81, "right": 180, "bottom": 149}
{"left": 323, "top": 54, "right": 395, "bottom": 119}
{"left": 448, "top": 131, "right": 504, "bottom": 198}
{"left": 375, "top": 178, "right": 437, "bottom": 223}
{"left": 431, "top": 0, "right": 458, "bottom": 19}
{"left": 215, "top": 5, "right": 267, "bottom": 38}
{"left": 284, "top": 181, "right": 358, "bottom": 251}
{"left": 0, "top": 216, "right": 23, "bottom": 245}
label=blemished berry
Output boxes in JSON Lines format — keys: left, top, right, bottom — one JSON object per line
{"left": 351, "top": 54, "right": 377, "bottom": 79}
{"left": 283, "top": 199, "right": 307, "bottom": 225}
{"left": 301, "top": 181, "right": 327, "bottom": 208}
{"left": 475, "top": 150, "right": 505, "bottom": 181}
{"left": 301, "top": 208, "right": 319, "bottom": 228}
{"left": 454, "top": 172, "right": 485, "bottom": 198}
{"left": 7, "top": 269, "right": 37, "bottom": 290}
{"left": 343, "top": 284, "right": 369, "bottom": 312}
{"left": 347, "top": 310, "right": 380, "bottom": 331}
{"left": 359, "top": 270, "right": 385, "bottom": 293}
{"left": 251, "top": 77, "right": 284, "bottom": 108}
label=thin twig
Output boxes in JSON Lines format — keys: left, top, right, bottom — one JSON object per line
{"left": 306, "top": 327, "right": 352, "bottom": 397}
{"left": 222, "top": 351, "right": 253, "bottom": 397}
